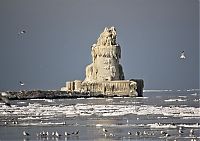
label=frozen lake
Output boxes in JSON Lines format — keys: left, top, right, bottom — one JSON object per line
{"left": 0, "top": 89, "right": 199, "bottom": 141}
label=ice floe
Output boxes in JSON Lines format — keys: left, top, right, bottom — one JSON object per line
{"left": 0, "top": 102, "right": 199, "bottom": 121}
{"left": 164, "top": 98, "right": 187, "bottom": 102}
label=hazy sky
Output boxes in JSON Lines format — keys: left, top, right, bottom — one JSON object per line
{"left": 0, "top": 0, "right": 199, "bottom": 91}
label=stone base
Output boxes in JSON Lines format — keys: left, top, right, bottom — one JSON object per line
{"left": 62, "top": 80, "right": 139, "bottom": 97}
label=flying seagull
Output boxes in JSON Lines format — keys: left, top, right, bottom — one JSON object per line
{"left": 180, "top": 51, "right": 186, "bottom": 59}
{"left": 18, "top": 30, "right": 26, "bottom": 35}
{"left": 0, "top": 92, "right": 11, "bottom": 107}
{"left": 20, "top": 81, "right": 25, "bottom": 86}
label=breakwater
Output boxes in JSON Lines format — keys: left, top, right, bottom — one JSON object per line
{"left": 5, "top": 90, "right": 132, "bottom": 100}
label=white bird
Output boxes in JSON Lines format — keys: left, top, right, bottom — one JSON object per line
{"left": 135, "top": 131, "right": 141, "bottom": 136}
{"left": 20, "top": 81, "right": 25, "bottom": 86}
{"left": 55, "top": 131, "right": 61, "bottom": 137}
{"left": 103, "top": 128, "right": 108, "bottom": 133}
{"left": 128, "top": 131, "right": 132, "bottom": 135}
{"left": 23, "top": 131, "right": 30, "bottom": 136}
{"left": 74, "top": 130, "right": 79, "bottom": 135}
{"left": 165, "top": 133, "right": 170, "bottom": 137}
{"left": 126, "top": 119, "right": 129, "bottom": 124}
{"left": 18, "top": 30, "right": 26, "bottom": 35}
{"left": 180, "top": 51, "right": 186, "bottom": 59}
{"left": 52, "top": 132, "right": 55, "bottom": 136}
{"left": 161, "top": 130, "right": 167, "bottom": 135}
{"left": 190, "top": 129, "right": 194, "bottom": 136}
{"left": 178, "top": 129, "right": 184, "bottom": 135}
{"left": 64, "top": 132, "right": 70, "bottom": 136}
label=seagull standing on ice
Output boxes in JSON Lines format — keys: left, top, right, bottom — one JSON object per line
{"left": 189, "top": 129, "right": 194, "bottom": 136}
{"left": 180, "top": 51, "right": 186, "bottom": 59}
{"left": 55, "top": 131, "right": 61, "bottom": 137}
{"left": 178, "top": 127, "right": 184, "bottom": 135}
{"left": 103, "top": 128, "right": 108, "bottom": 133}
{"left": 64, "top": 132, "right": 70, "bottom": 136}
{"left": 135, "top": 131, "right": 142, "bottom": 136}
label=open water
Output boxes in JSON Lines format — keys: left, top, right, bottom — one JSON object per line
{"left": 0, "top": 89, "right": 199, "bottom": 141}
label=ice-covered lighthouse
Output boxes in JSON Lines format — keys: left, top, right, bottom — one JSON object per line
{"left": 61, "top": 27, "right": 144, "bottom": 96}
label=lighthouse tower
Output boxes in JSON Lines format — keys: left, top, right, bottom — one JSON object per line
{"left": 84, "top": 27, "right": 124, "bottom": 82}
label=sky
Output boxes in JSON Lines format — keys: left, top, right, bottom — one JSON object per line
{"left": 0, "top": 0, "right": 199, "bottom": 91}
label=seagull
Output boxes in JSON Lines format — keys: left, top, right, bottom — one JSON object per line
{"left": 20, "top": 81, "right": 25, "bottom": 86}
{"left": 51, "top": 132, "right": 55, "bottom": 136}
{"left": 103, "top": 128, "right": 108, "bottom": 133}
{"left": 18, "top": 30, "right": 26, "bottom": 35}
{"left": 189, "top": 129, "right": 194, "bottom": 136}
{"left": 64, "top": 132, "right": 70, "bottom": 136}
{"left": 74, "top": 130, "right": 79, "bottom": 135}
{"left": 178, "top": 128, "right": 184, "bottom": 135}
{"left": 23, "top": 131, "right": 30, "bottom": 136}
{"left": 128, "top": 131, "right": 132, "bottom": 135}
{"left": 0, "top": 92, "right": 11, "bottom": 107}
{"left": 161, "top": 130, "right": 168, "bottom": 135}
{"left": 71, "top": 130, "right": 79, "bottom": 136}
{"left": 165, "top": 133, "right": 170, "bottom": 137}
{"left": 55, "top": 131, "right": 61, "bottom": 137}
{"left": 180, "top": 51, "right": 186, "bottom": 59}
{"left": 135, "top": 131, "right": 141, "bottom": 136}
{"left": 126, "top": 119, "right": 129, "bottom": 124}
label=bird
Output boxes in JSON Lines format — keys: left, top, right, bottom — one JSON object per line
{"left": 51, "top": 132, "right": 55, "bottom": 136}
{"left": 23, "top": 131, "right": 30, "bottom": 136}
{"left": 18, "top": 30, "right": 26, "bottom": 35}
{"left": 12, "top": 121, "right": 18, "bottom": 124}
{"left": 178, "top": 128, "right": 184, "bottom": 135}
{"left": 126, "top": 119, "right": 129, "bottom": 124}
{"left": 0, "top": 92, "right": 11, "bottom": 107}
{"left": 103, "top": 128, "right": 108, "bottom": 133}
{"left": 135, "top": 131, "right": 141, "bottom": 136}
{"left": 143, "top": 131, "right": 147, "bottom": 135}
{"left": 20, "top": 81, "right": 25, "bottom": 86}
{"left": 128, "top": 131, "right": 132, "bottom": 135}
{"left": 180, "top": 51, "right": 186, "bottom": 59}
{"left": 71, "top": 130, "right": 79, "bottom": 136}
{"left": 74, "top": 130, "right": 79, "bottom": 135}
{"left": 64, "top": 132, "right": 70, "bottom": 136}
{"left": 161, "top": 130, "right": 168, "bottom": 135}
{"left": 189, "top": 129, "right": 194, "bottom": 136}
{"left": 165, "top": 133, "right": 170, "bottom": 137}
{"left": 55, "top": 131, "right": 61, "bottom": 137}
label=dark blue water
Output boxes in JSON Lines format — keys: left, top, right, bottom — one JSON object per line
{"left": 0, "top": 89, "right": 199, "bottom": 141}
